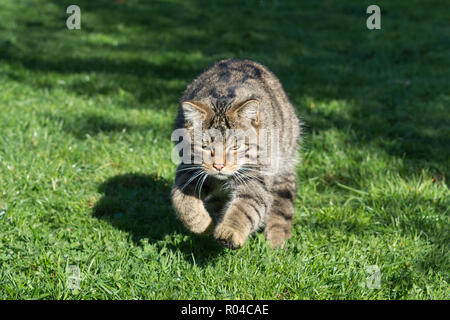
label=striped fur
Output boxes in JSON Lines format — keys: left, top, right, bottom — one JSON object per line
{"left": 171, "top": 59, "right": 301, "bottom": 249}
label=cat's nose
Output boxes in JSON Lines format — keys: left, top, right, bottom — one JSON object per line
{"left": 213, "top": 163, "right": 224, "bottom": 171}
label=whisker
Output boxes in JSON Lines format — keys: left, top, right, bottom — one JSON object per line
{"left": 180, "top": 170, "right": 204, "bottom": 192}
{"left": 233, "top": 171, "right": 249, "bottom": 188}
{"left": 197, "top": 173, "right": 208, "bottom": 199}
{"left": 176, "top": 166, "right": 202, "bottom": 173}
{"left": 194, "top": 171, "right": 205, "bottom": 197}
{"left": 239, "top": 167, "right": 270, "bottom": 177}
{"left": 238, "top": 170, "right": 264, "bottom": 183}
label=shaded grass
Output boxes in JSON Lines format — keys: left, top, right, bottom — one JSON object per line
{"left": 0, "top": 0, "right": 448, "bottom": 299}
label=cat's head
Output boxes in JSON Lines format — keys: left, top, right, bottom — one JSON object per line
{"left": 180, "top": 99, "right": 261, "bottom": 180}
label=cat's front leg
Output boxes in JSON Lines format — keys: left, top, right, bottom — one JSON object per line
{"left": 215, "top": 182, "right": 273, "bottom": 249}
{"left": 171, "top": 171, "right": 214, "bottom": 235}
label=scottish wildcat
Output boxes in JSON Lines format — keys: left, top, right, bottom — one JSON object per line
{"left": 171, "top": 58, "right": 301, "bottom": 249}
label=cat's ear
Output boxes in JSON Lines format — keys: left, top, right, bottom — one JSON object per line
{"left": 228, "top": 100, "right": 260, "bottom": 127}
{"left": 181, "top": 101, "right": 210, "bottom": 126}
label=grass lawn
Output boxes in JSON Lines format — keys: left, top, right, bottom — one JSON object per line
{"left": 0, "top": 0, "right": 448, "bottom": 299}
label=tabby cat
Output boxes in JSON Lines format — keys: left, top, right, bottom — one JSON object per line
{"left": 171, "top": 58, "right": 301, "bottom": 249}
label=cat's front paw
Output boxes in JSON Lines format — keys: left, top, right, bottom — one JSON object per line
{"left": 189, "top": 216, "right": 214, "bottom": 235}
{"left": 214, "top": 224, "right": 247, "bottom": 250}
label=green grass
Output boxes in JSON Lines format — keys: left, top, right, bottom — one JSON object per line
{"left": 0, "top": 0, "right": 448, "bottom": 299}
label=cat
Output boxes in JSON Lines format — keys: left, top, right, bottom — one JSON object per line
{"left": 171, "top": 58, "right": 301, "bottom": 249}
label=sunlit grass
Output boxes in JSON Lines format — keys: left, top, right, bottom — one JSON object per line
{"left": 0, "top": 0, "right": 448, "bottom": 299}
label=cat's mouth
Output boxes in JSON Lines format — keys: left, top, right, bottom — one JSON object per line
{"left": 212, "top": 171, "right": 231, "bottom": 180}
{"left": 204, "top": 166, "right": 237, "bottom": 180}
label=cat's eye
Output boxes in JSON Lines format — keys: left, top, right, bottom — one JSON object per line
{"left": 202, "top": 141, "right": 212, "bottom": 149}
{"left": 231, "top": 144, "right": 240, "bottom": 151}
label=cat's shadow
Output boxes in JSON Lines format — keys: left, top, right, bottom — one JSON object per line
{"left": 92, "top": 173, "right": 224, "bottom": 266}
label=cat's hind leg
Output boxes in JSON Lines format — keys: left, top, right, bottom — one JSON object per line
{"left": 264, "top": 173, "right": 297, "bottom": 248}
